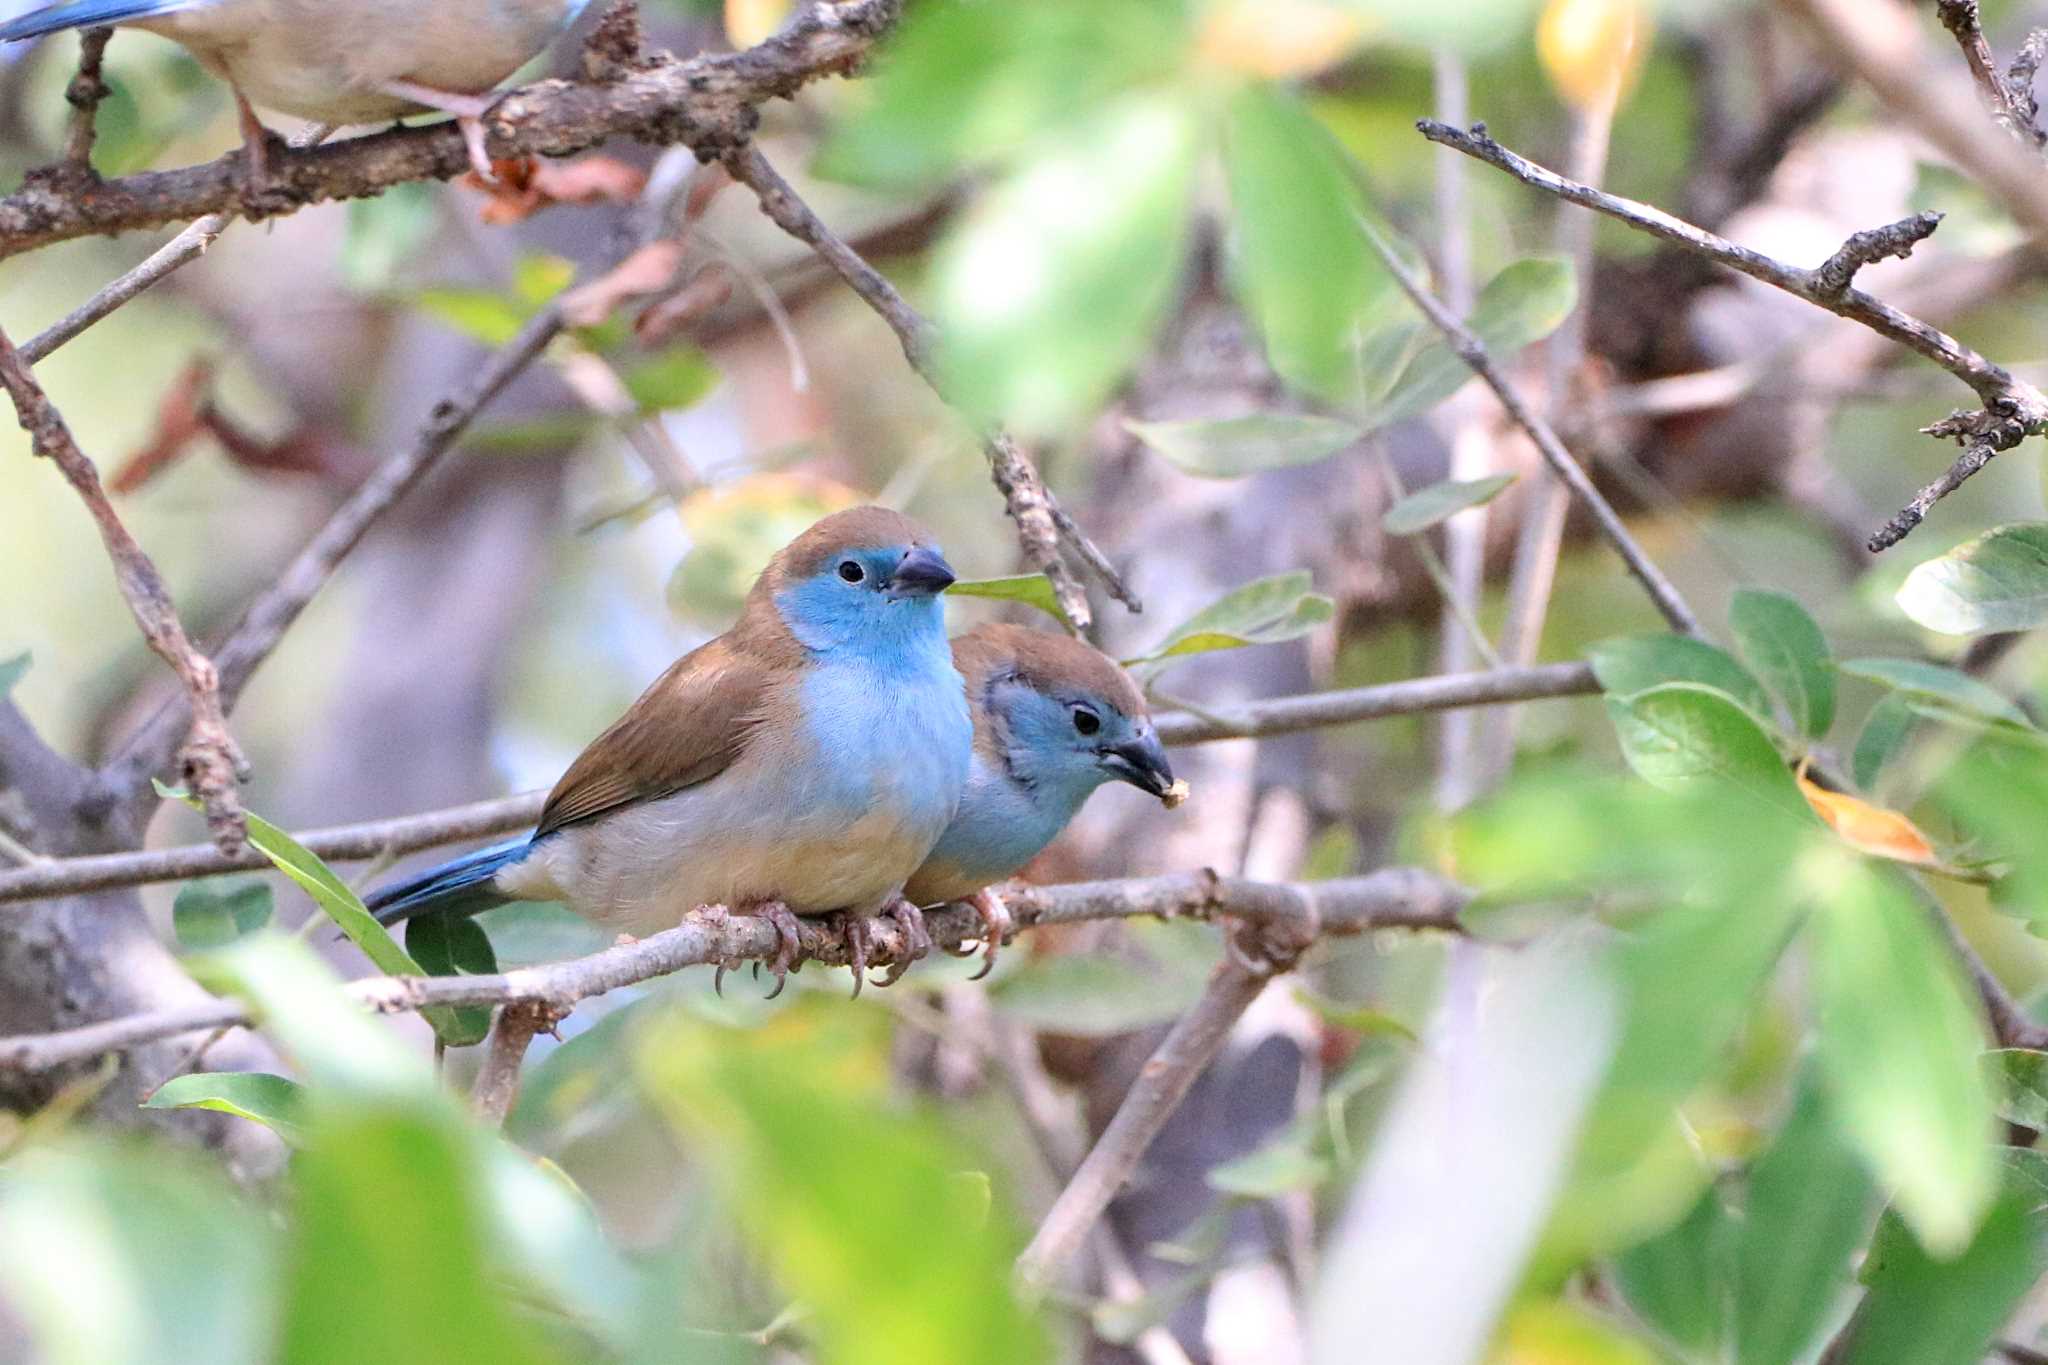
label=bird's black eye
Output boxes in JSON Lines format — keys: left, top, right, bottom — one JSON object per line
{"left": 837, "top": 559, "right": 865, "bottom": 584}
{"left": 1072, "top": 706, "right": 1101, "bottom": 736}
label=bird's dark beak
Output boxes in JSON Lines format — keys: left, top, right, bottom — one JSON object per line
{"left": 887, "top": 545, "right": 957, "bottom": 599}
{"left": 1098, "top": 730, "right": 1175, "bottom": 800}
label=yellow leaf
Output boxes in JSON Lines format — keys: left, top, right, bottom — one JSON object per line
{"left": 1535, "top": 0, "right": 1645, "bottom": 114}
{"left": 725, "top": 0, "right": 791, "bottom": 49}
{"left": 1196, "top": 0, "right": 1364, "bottom": 79}
{"left": 1492, "top": 1300, "right": 1658, "bottom": 1365}
{"left": 1796, "top": 762, "right": 1938, "bottom": 866}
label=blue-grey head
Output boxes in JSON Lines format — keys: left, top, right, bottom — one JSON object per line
{"left": 764, "top": 506, "right": 958, "bottom": 656}
{"left": 964, "top": 623, "right": 1175, "bottom": 806}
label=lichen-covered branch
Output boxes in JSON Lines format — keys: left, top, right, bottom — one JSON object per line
{"left": 0, "top": 868, "right": 1468, "bottom": 1073}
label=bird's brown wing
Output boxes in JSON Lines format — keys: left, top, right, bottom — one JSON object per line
{"left": 533, "top": 634, "right": 781, "bottom": 838}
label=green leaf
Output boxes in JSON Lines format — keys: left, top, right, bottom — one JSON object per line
{"left": 1343, "top": 0, "right": 1546, "bottom": 55}
{"left": 1733, "top": 1071, "right": 1875, "bottom": 1365}
{"left": 621, "top": 346, "right": 718, "bottom": 414}
{"left": 1588, "top": 633, "right": 1776, "bottom": 724}
{"left": 1853, "top": 693, "right": 1919, "bottom": 791}
{"left": 991, "top": 951, "right": 1213, "bottom": 1037}
{"left": 1604, "top": 683, "right": 1803, "bottom": 811}
{"left": 1841, "top": 1188, "right": 2041, "bottom": 1365}
{"left": 1730, "top": 588, "right": 1837, "bottom": 739}
{"left": 1122, "top": 413, "right": 1364, "bottom": 480}
{"left": 197, "top": 936, "right": 428, "bottom": 1098}
{"left": 144, "top": 1071, "right": 308, "bottom": 1146}
{"left": 170, "top": 879, "right": 272, "bottom": 950}
{"left": 813, "top": 0, "right": 1190, "bottom": 189}
{"left": 512, "top": 253, "right": 574, "bottom": 308}
{"left": 1840, "top": 657, "right": 2030, "bottom": 727}
{"left": 462, "top": 412, "right": 604, "bottom": 456}
{"left": 1380, "top": 474, "right": 1519, "bottom": 536}
{"left": 932, "top": 93, "right": 1197, "bottom": 436}
{"left": 0, "top": 1141, "right": 278, "bottom": 1365}
{"left": 1371, "top": 258, "right": 1578, "bottom": 427}
{"left": 0, "top": 650, "right": 28, "bottom": 697}
{"left": 415, "top": 287, "right": 530, "bottom": 347}
{"left": 1207, "top": 1132, "right": 1331, "bottom": 1197}
{"left": 279, "top": 1103, "right": 554, "bottom": 1365}
{"left": 945, "top": 573, "right": 1070, "bottom": 626}
{"left": 1126, "top": 571, "right": 1334, "bottom": 677}
{"left": 1810, "top": 859, "right": 1997, "bottom": 1256}
{"left": 1895, "top": 521, "right": 2048, "bottom": 635}
{"left": 1223, "top": 85, "right": 1400, "bottom": 402}
{"left": 404, "top": 914, "right": 498, "bottom": 1047}
{"left": 158, "top": 784, "right": 474, "bottom": 1049}
{"left": 635, "top": 1003, "right": 1048, "bottom": 1365}
{"left": 1613, "top": 1185, "right": 1735, "bottom": 1358}
{"left": 1983, "top": 1047, "right": 2048, "bottom": 1129}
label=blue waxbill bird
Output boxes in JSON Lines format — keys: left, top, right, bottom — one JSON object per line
{"left": 901, "top": 623, "right": 1181, "bottom": 982}
{"left": 365, "top": 506, "right": 973, "bottom": 997}
{"left": 0, "top": 0, "right": 594, "bottom": 180}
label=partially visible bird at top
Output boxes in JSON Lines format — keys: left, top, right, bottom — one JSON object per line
{"left": 902, "top": 622, "right": 1182, "bottom": 983}
{"left": 364, "top": 505, "right": 974, "bottom": 998}
{"left": 0, "top": 0, "right": 594, "bottom": 182}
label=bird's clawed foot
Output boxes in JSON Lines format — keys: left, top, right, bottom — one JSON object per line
{"left": 876, "top": 898, "right": 933, "bottom": 987}
{"left": 231, "top": 90, "right": 288, "bottom": 207}
{"left": 377, "top": 78, "right": 502, "bottom": 181}
{"left": 839, "top": 911, "right": 872, "bottom": 1000}
{"left": 938, "top": 888, "right": 1012, "bottom": 981}
{"left": 721, "top": 900, "right": 803, "bottom": 1000}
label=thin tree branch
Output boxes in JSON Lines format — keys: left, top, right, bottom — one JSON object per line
{"left": 0, "top": 0, "right": 902, "bottom": 259}
{"left": 1360, "top": 224, "right": 1703, "bottom": 637}
{"left": 470, "top": 1001, "right": 560, "bottom": 1124}
{"left": 0, "top": 868, "right": 1469, "bottom": 1074}
{"left": 21, "top": 216, "right": 231, "bottom": 364}
{"left": 1418, "top": 118, "right": 2048, "bottom": 552}
{"left": 1015, "top": 937, "right": 1288, "bottom": 1292}
{"left": 0, "top": 325, "right": 249, "bottom": 852}
{"left": 718, "top": 141, "right": 1135, "bottom": 629}
{"left": 0, "top": 663, "right": 1599, "bottom": 904}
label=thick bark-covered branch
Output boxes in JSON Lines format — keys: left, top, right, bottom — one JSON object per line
{"left": 0, "top": 868, "right": 1467, "bottom": 1073}
{"left": 0, "top": 0, "right": 900, "bottom": 257}
{"left": 0, "top": 663, "right": 1599, "bottom": 903}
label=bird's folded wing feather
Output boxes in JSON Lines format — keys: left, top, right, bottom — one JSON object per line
{"left": 534, "top": 634, "right": 779, "bottom": 838}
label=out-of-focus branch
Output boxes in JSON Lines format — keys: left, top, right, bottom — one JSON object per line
{"left": 1419, "top": 119, "right": 2048, "bottom": 552}
{"left": 1933, "top": 0, "right": 2046, "bottom": 148}
{"left": 0, "top": 326, "right": 249, "bottom": 853}
{"left": 60, "top": 26, "right": 112, "bottom": 168}
{"left": 102, "top": 303, "right": 567, "bottom": 805}
{"left": 718, "top": 141, "right": 1135, "bottom": 630}
{"left": 0, "top": 663, "right": 1599, "bottom": 904}
{"left": 1015, "top": 941, "right": 1288, "bottom": 1292}
{"left": 1361, "top": 221, "right": 1703, "bottom": 636}
{"left": 0, "top": 868, "right": 1469, "bottom": 1073}
{"left": 0, "top": 0, "right": 902, "bottom": 257}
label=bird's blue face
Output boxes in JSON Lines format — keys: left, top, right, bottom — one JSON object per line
{"left": 993, "top": 678, "right": 1175, "bottom": 807}
{"left": 775, "top": 540, "right": 958, "bottom": 656}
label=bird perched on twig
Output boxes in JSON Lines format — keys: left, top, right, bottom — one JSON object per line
{"left": 903, "top": 623, "right": 1182, "bottom": 983}
{"left": 366, "top": 506, "right": 972, "bottom": 997}
{"left": 0, "top": 0, "right": 594, "bottom": 182}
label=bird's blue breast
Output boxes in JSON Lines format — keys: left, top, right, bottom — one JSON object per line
{"left": 793, "top": 615, "right": 971, "bottom": 838}
{"left": 923, "top": 752, "right": 1095, "bottom": 887}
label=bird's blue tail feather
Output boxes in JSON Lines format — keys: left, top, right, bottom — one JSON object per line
{"left": 364, "top": 837, "right": 529, "bottom": 927}
{"left": 0, "top": 0, "right": 203, "bottom": 43}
